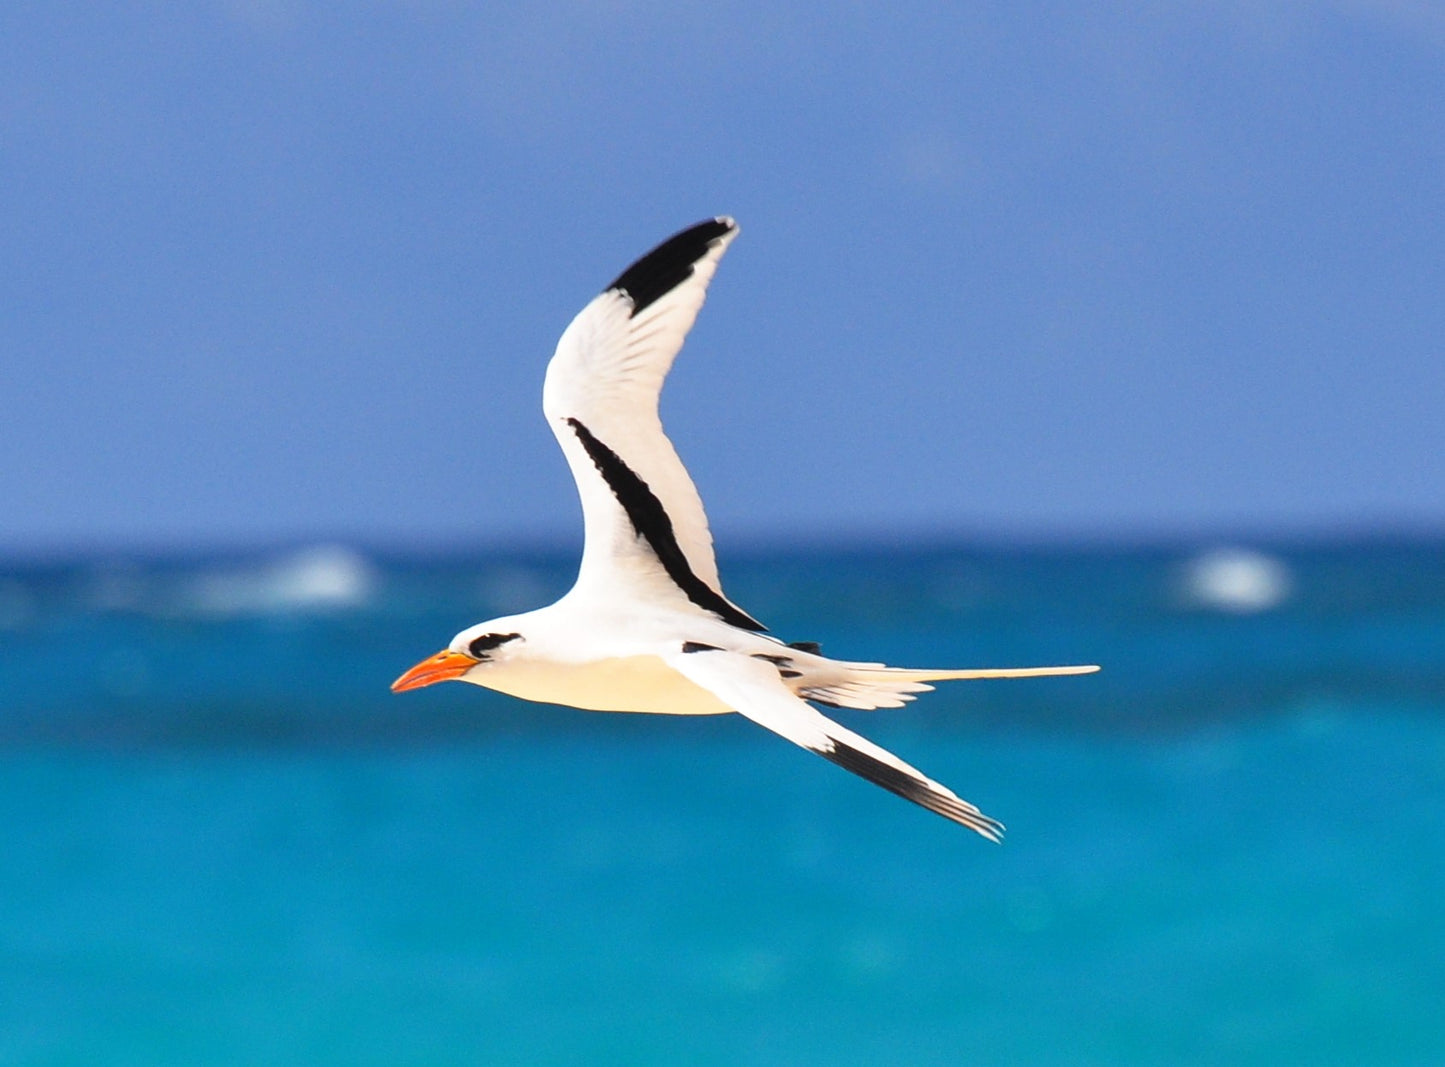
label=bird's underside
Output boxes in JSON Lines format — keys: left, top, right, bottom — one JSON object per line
{"left": 391, "top": 217, "right": 1099, "bottom": 840}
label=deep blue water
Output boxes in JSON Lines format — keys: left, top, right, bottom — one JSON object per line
{"left": 3, "top": 540, "right": 1443, "bottom": 1064}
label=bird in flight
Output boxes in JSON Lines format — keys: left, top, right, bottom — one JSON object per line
{"left": 392, "top": 218, "right": 1098, "bottom": 839}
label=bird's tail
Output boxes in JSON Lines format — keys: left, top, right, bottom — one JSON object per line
{"left": 798, "top": 663, "right": 1100, "bottom": 710}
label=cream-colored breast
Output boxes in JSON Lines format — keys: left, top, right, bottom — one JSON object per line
{"left": 468, "top": 654, "right": 736, "bottom": 716}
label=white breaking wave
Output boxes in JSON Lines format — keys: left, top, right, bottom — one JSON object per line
{"left": 1180, "top": 547, "right": 1292, "bottom": 613}
{"left": 181, "top": 544, "right": 377, "bottom": 616}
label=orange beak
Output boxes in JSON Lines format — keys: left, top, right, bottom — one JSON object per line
{"left": 391, "top": 649, "right": 479, "bottom": 692}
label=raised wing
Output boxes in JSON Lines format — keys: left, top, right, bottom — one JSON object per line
{"left": 668, "top": 648, "right": 1005, "bottom": 840}
{"left": 543, "top": 218, "right": 762, "bottom": 631}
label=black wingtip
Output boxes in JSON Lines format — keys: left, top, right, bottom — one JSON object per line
{"left": 606, "top": 217, "right": 737, "bottom": 317}
{"left": 817, "top": 739, "right": 1005, "bottom": 840}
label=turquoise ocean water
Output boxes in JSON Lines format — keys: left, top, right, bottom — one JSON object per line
{"left": 2, "top": 541, "right": 1443, "bottom": 1064}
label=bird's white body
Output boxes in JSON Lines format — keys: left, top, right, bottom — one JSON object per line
{"left": 454, "top": 599, "right": 1088, "bottom": 717}
{"left": 486, "top": 656, "right": 727, "bottom": 716}
{"left": 393, "top": 218, "right": 1098, "bottom": 839}
{"left": 450, "top": 604, "right": 736, "bottom": 716}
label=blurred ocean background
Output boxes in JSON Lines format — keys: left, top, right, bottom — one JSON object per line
{"left": 8, "top": 5, "right": 1445, "bottom": 1063}
{"left": 3, "top": 538, "right": 1442, "bottom": 1065}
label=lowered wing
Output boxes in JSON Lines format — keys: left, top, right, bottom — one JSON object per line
{"left": 668, "top": 647, "right": 1005, "bottom": 840}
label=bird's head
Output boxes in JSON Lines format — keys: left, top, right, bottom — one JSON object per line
{"left": 390, "top": 623, "right": 526, "bottom": 692}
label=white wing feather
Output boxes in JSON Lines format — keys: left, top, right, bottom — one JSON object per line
{"left": 542, "top": 219, "right": 743, "bottom": 612}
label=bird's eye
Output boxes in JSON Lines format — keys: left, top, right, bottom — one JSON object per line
{"left": 468, "top": 632, "right": 521, "bottom": 658}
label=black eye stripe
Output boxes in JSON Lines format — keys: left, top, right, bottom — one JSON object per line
{"left": 468, "top": 632, "right": 521, "bottom": 658}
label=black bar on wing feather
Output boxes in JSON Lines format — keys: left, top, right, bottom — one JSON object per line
{"left": 566, "top": 417, "right": 766, "bottom": 632}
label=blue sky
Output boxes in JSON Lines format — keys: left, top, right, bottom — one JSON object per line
{"left": 3, "top": 2, "right": 1443, "bottom": 552}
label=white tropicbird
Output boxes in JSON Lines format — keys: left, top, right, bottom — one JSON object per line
{"left": 392, "top": 218, "right": 1098, "bottom": 840}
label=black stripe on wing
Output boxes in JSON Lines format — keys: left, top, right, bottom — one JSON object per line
{"left": 566, "top": 417, "right": 766, "bottom": 632}
{"left": 815, "top": 738, "right": 1005, "bottom": 840}
{"left": 606, "top": 217, "right": 735, "bottom": 317}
